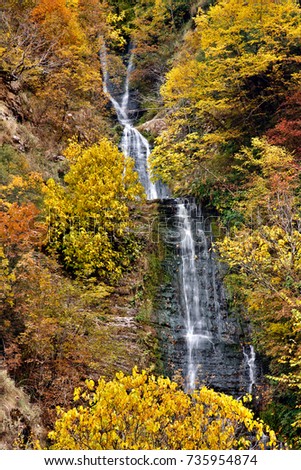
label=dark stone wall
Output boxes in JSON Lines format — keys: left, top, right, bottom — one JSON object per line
{"left": 153, "top": 198, "right": 257, "bottom": 396}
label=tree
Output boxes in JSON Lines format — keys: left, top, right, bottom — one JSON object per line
{"left": 130, "top": 0, "right": 191, "bottom": 100}
{"left": 1, "top": 0, "right": 114, "bottom": 144}
{"left": 150, "top": 0, "right": 301, "bottom": 195}
{"left": 49, "top": 368, "right": 277, "bottom": 450}
{"left": 0, "top": 246, "right": 15, "bottom": 309}
{"left": 267, "top": 90, "right": 301, "bottom": 160}
{"left": 0, "top": 202, "right": 44, "bottom": 259}
{"left": 6, "top": 252, "right": 109, "bottom": 423}
{"left": 44, "top": 138, "right": 144, "bottom": 281}
{"left": 1, "top": 0, "right": 74, "bottom": 84}
{"left": 215, "top": 139, "right": 301, "bottom": 446}
{"left": 0, "top": 162, "right": 46, "bottom": 261}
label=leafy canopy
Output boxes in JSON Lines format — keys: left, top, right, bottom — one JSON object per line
{"left": 45, "top": 138, "right": 144, "bottom": 281}
{"left": 150, "top": 0, "right": 301, "bottom": 194}
{"left": 49, "top": 368, "right": 276, "bottom": 450}
{"left": 216, "top": 138, "right": 301, "bottom": 445}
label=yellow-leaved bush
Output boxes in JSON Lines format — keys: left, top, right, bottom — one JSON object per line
{"left": 44, "top": 138, "right": 145, "bottom": 281}
{"left": 48, "top": 368, "right": 277, "bottom": 450}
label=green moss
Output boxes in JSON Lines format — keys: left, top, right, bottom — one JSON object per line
{"left": 0, "top": 145, "right": 29, "bottom": 185}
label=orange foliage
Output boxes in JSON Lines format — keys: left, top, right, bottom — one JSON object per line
{"left": 0, "top": 202, "right": 45, "bottom": 257}
{"left": 30, "top": 0, "right": 84, "bottom": 48}
{"left": 31, "top": 0, "right": 72, "bottom": 25}
{"left": 266, "top": 91, "right": 301, "bottom": 160}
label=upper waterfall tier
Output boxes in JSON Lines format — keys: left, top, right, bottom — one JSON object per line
{"left": 100, "top": 46, "right": 167, "bottom": 201}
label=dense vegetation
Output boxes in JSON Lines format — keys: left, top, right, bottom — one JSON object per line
{"left": 1, "top": 0, "right": 301, "bottom": 450}
{"left": 49, "top": 368, "right": 276, "bottom": 450}
{"left": 150, "top": 0, "right": 301, "bottom": 447}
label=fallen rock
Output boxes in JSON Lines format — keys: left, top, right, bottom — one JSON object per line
{"left": 137, "top": 117, "right": 167, "bottom": 137}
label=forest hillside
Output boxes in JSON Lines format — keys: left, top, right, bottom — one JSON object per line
{"left": 1, "top": 0, "right": 301, "bottom": 450}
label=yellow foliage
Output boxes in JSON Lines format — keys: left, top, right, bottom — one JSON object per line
{"left": 215, "top": 139, "right": 301, "bottom": 409}
{"left": 48, "top": 368, "right": 276, "bottom": 450}
{"left": 0, "top": 246, "right": 15, "bottom": 306}
{"left": 45, "top": 138, "right": 144, "bottom": 281}
{"left": 150, "top": 0, "right": 301, "bottom": 192}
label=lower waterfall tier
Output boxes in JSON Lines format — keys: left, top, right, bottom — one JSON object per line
{"left": 154, "top": 198, "right": 258, "bottom": 396}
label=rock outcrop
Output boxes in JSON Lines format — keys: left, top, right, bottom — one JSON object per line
{"left": 137, "top": 117, "right": 167, "bottom": 137}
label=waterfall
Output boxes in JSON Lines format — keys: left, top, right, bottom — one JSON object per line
{"left": 243, "top": 345, "right": 256, "bottom": 394}
{"left": 100, "top": 45, "right": 258, "bottom": 397}
{"left": 177, "top": 201, "right": 212, "bottom": 391}
{"left": 157, "top": 199, "right": 257, "bottom": 396}
{"left": 100, "top": 45, "right": 163, "bottom": 200}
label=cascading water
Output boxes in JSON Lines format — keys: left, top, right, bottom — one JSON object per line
{"left": 100, "top": 44, "right": 258, "bottom": 396}
{"left": 243, "top": 345, "right": 256, "bottom": 394}
{"left": 157, "top": 199, "right": 258, "bottom": 396}
{"left": 177, "top": 202, "right": 211, "bottom": 391}
{"left": 100, "top": 45, "right": 164, "bottom": 200}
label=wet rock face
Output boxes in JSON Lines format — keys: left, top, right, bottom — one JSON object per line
{"left": 154, "top": 198, "right": 256, "bottom": 396}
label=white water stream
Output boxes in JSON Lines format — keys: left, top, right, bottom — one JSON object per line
{"left": 100, "top": 44, "right": 257, "bottom": 394}
{"left": 243, "top": 345, "right": 256, "bottom": 394}
{"left": 100, "top": 45, "right": 159, "bottom": 200}
{"left": 177, "top": 202, "right": 212, "bottom": 391}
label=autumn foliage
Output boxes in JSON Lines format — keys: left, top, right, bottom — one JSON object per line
{"left": 0, "top": 202, "right": 44, "bottom": 258}
{"left": 216, "top": 138, "right": 301, "bottom": 444}
{"left": 150, "top": 0, "right": 301, "bottom": 194}
{"left": 267, "top": 90, "right": 301, "bottom": 160}
{"left": 2, "top": 0, "right": 301, "bottom": 451}
{"left": 49, "top": 368, "right": 276, "bottom": 450}
{"left": 44, "top": 138, "right": 144, "bottom": 281}
{"left": 147, "top": 0, "right": 301, "bottom": 447}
